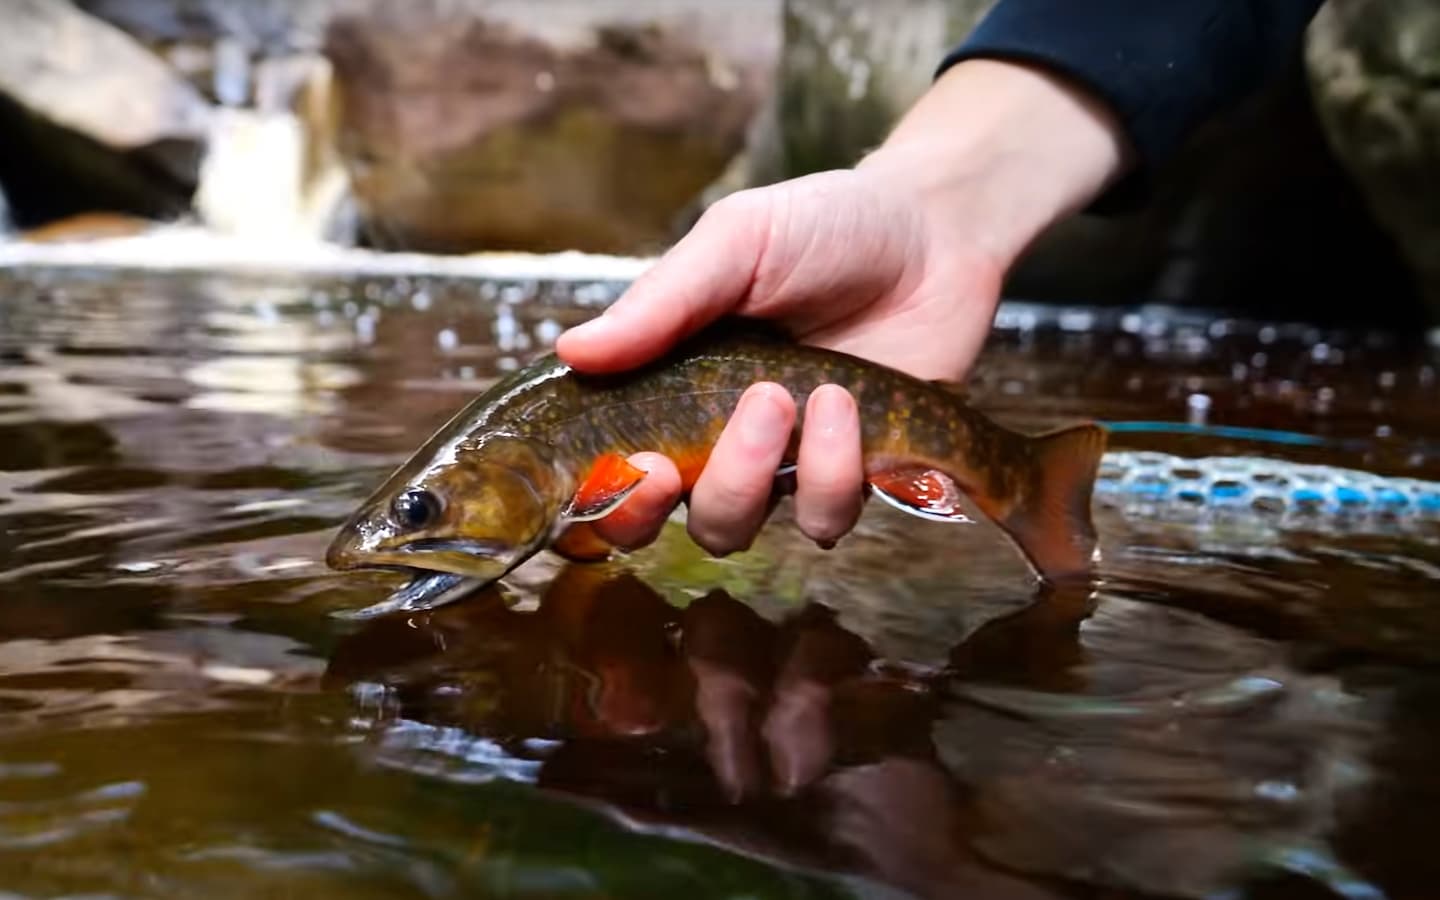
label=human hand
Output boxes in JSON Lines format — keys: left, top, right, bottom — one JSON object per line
{"left": 555, "top": 59, "right": 1130, "bottom": 557}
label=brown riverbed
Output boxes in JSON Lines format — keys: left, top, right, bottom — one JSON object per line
{"left": 1, "top": 268, "right": 1437, "bottom": 899}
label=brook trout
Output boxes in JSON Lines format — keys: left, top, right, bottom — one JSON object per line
{"left": 327, "top": 319, "right": 1107, "bottom": 617}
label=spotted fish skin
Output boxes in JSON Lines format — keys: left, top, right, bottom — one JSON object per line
{"left": 345, "top": 317, "right": 1108, "bottom": 585}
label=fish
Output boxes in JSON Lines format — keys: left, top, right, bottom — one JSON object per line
{"left": 326, "top": 317, "right": 1108, "bottom": 618}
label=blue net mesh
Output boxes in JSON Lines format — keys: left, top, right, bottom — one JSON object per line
{"left": 1096, "top": 451, "right": 1440, "bottom": 533}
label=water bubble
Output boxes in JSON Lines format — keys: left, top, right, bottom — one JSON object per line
{"left": 436, "top": 328, "right": 459, "bottom": 351}
{"left": 573, "top": 283, "right": 615, "bottom": 307}
{"left": 1120, "top": 313, "right": 1143, "bottom": 334}
{"left": 1187, "top": 393, "right": 1211, "bottom": 425}
{"left": 1315, "top": 386, "right": 1335, "bottom": 414}
{"left": 411, "top": 290, "right": 432, "bottom": 311}
{"left": 1255, "top": 780, "right": 1299, "bottom": 803}
{"left": 355, "top": 313, "right": 376, "bottom": 344}
{"left": 1378, "top": 371, "right": 1396, "bottom": 389}
{"left": 1059, "top": 310, "right": 1094, "bottom": 332}
{"left": 1231, "top": 363, "right": 1248, "bottom": 381}
{"left": 116, "top": 560, "right": 164, "bottom": 574}
{"left": 1258, "top": 326, "right": 1277, "bottom": 344}
{"left": 342, "top": 301, "right": 359, "bottom": 319}
{"left": 535, "top": 318, "right": 563, "bottom": 345}
{"left": 497, "top": 356, "right": 519, "bottom": 372}
{"left": 1376, "top": 424, "right": 1392, "bottom": 438}
{"left": 535, "top": 70, "right": 556, "bottom": 92}
{"left": 1251, "top": 351, "right": 1268, "bottom": 368}
{"left": 1311, "top": 343, "right": 1331, "bottom": 363}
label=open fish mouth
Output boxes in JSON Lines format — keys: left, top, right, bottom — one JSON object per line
{"left": 335, "top": 569, "right": 489, "bottom": 620}
{"left": 328, "top": 537, "right": 527, "bottom": 620}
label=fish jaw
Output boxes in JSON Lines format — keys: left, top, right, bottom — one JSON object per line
{"left": 328, "top": 539, "right": 520, "bottom": 579}
{"left": 326, "top": 541, "right": 539, "bottom": 620}
{"left": 334, "top": 571, "right": 486, "bottom": 620}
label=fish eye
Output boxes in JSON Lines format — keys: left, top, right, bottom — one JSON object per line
{"left": 390, "top": 488, "right": 442, "bottom": 531}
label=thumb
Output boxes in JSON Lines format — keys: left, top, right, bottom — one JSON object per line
{"left": 555, "top": 191, "right": 772, "bottom": 374}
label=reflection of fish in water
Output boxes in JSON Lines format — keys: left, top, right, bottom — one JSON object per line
{"left": 326, "top": 317, "right": 1108, "bottom": 617}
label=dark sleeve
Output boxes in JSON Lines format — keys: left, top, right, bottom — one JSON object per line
{"left": 937, "top": 0, "right": 1326, "bottom": 210}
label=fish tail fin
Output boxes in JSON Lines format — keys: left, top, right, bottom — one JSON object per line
{"left": 997, "top": 422, "right": 1108, "bottom": 584}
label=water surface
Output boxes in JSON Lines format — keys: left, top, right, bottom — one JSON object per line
{"left": 1, "top": 268, "right": 1438, "bottom": 899}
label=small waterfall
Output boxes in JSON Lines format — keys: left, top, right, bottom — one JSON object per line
{"left": 192, "top": 45, "right": 355, "bottom": 245}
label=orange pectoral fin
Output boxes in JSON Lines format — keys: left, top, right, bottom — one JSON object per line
{"left": 868, "top": 466, "right": 974, "bottom": 523}
{"left": 552, "top": 522, "right": 615, "bottom": 563}
{"left": 563, "top": 453, "right": 648, "bottom": 522}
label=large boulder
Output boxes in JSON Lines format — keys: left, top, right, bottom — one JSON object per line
{"left": 1306, "top": 0, "right": 1440, "bottom": 321}
{"left": 0, "top": 0, "right": 213, "bottom": 228}
{"left": 321, "top": 1, "right": 780, "bottom": 255}
{"left": 775, "top": 0, "right": 994, "bottom": 180}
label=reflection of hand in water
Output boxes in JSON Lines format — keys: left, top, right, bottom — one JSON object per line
{"left": 683, "top": 592, "right": 876, "bottom": 801}
{"left": 324, "top": 565, "right": 1084, "bottom": 900}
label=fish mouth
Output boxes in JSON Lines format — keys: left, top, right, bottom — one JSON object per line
{"left": 335, "top": 570, "right": 488, "bottom": 620}
{"left": 330, "top": 538, "right": 523, "bottom": 620}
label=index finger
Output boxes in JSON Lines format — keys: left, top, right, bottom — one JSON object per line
{"left": 554, "top": 190, "right": 772, "bottom": 374}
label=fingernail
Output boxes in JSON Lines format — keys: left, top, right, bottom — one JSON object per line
{"left": 738, "top": 387, "right": 791, "bottom": 452}
{"left": 810, "top": 384, "right": 854, "bottom": 437}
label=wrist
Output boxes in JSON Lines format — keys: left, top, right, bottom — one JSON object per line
{"left": 855, "top": 58, "right": 1132, "bottom": 268}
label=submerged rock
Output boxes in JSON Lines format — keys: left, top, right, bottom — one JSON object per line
{"left": 321, "top": 2, "right": 779, "bottom": 255}
{"left": 0, "top": 0, "right": 213, "bottom": 228}
{"left": 1306, "top": 0, "right": 1440, "bottom": 321}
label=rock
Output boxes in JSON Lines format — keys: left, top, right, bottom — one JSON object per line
{"left": 321, "top": 1, "right": 780, "bottom": 255}
{"left": 775, "top": 0, "right": 994, "bottom": 180}
{"left": 17, "top": 212, "right": 155, "bottom": 243}
{"left": 1305, "top": 0, "right": 1440, "bottom": 321}
{"left": 0, "top": 0, "right": 213, "bottom": 228}
{"left": 75, "top": 0, "right": 341, "bottom": 53}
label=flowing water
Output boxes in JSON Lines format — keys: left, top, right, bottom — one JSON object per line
{"left": 1, "top": 266, "right": 1437, "bottom": 900}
